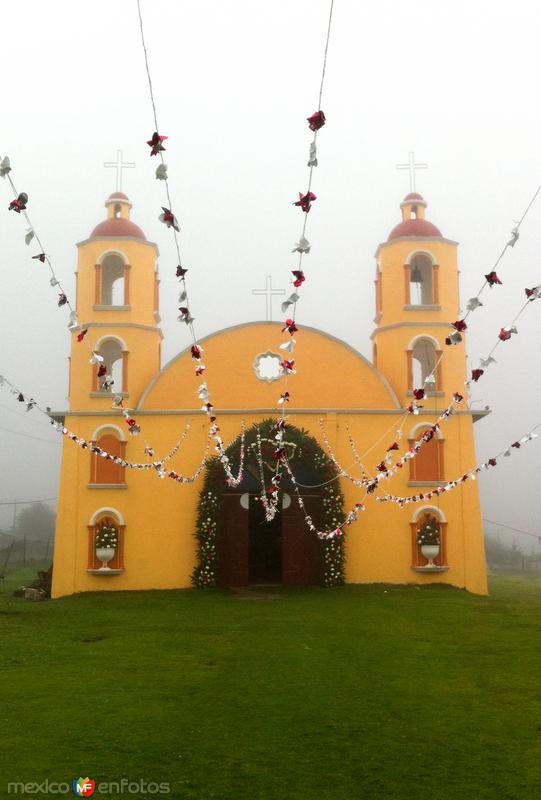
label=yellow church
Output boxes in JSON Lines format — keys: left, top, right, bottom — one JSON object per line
{"left": 51, "top": 190, "right": 489, "bottom": 598}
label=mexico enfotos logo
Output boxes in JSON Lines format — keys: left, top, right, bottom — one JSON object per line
{"left": 7, "top": 777, "right": 171, "bottom": 795}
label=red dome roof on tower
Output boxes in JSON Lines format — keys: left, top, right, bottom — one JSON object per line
{"left": 387, "top": 192, "right": 442, "bottom": 241}
{"left": 91, "top": 218, "right": 147, "bottom": 239}
{"left": 403, "top": 192, "right": 424, "bottom": 201}
{"left": 387, "top": 218, "right": 442, "bottom": 241}
{"left": 90, "top": 193, "right": 146, "bottom": 240}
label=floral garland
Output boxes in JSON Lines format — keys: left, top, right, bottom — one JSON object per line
{"left": 318, "top": 393, "right": 462, "bottom": 496}
{"left": 376, "top": 429, "right": 539, "bottom": 507}
{"left": 192, "top": 420, "right": 345, "bottom": 588}
{"left": 191, "top": 479, "right": 222, "bottom": 588}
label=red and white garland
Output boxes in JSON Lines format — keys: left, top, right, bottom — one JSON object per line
{"left": 318, "top": 394, "right": 463, "bottom": 494}
{"left": 376, "top": 430, "right": 539, "bottom": 507}
{"left": 273, "top": 3, "right": 335, "bottom": 410}
{"left": 2, "top": 161, "right": 143, "bottom": 434}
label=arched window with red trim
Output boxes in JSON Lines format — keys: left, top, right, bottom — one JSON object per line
{"left": 408, "top": 425, "right": 444, "bottom": 483}
{"left": 89, "top": 429, "right": 126, "bottom": 485}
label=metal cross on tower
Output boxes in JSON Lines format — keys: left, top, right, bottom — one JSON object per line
{"left": 396, "top": 151, "right": 428, "bottom": 193}
{"left": 252, "top": 275, "right": 286, "bottom": 321}
{"left": 104, "top": 149, "right": 136, "bottom": 192}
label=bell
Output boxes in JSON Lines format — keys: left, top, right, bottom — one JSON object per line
{"left": 410, "top": 266, "right": 423, "bottom": 283}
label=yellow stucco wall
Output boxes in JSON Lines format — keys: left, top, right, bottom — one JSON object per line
{"left": 51, "top": 196, "right": 488, "bottom": 599}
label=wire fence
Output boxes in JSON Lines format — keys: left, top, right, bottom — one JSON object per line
{"left": 0, "top": 536, "right": 53, "bottom": 573}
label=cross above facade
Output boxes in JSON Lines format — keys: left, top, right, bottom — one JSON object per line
{"left": 104, "top": 149, "right": 136, "bottom": 192}
{"left": 396, "top": 151, "right": 428, "bottom": 193}
{"left": 252, "top": 275, "right": 286, "bottom": 321}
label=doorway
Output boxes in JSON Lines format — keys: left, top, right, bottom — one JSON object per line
{"left": 248, "top": 497, "right": 282, "bottom": 584}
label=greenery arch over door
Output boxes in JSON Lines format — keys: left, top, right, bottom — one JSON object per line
{"left": 192, "top": 419, "right": 345, "bottom": 588}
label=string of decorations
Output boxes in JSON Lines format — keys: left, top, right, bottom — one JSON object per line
{"left": 445, "top": 181, "right": 541, "bottom": 348}
{"left": 1, "top": 159, "right": 144, "bottom": 435}
{"left": 261, "top": 0, "right": 335, "bottom": 511}
{"left": 0, "top": 372, "right": 191, "bottom": 472}
{"left": 275, "top": 0, "right": 335, "bottom": 408}
{"left": 136, "top": 0, "right": 249, "bottom": 479}
{"left": 281, "top": 452, "right": 366, "bottom": 540}
{"left": 375, "top": 427, "right": 540, "bottom": 508}
{"left": 465, "top": 283, "right": 541, "bottom": 386}
{"left": 255, "top": 422, "right": 290, "bottom": 522}
{"left": 276, "top": 397, "right": 450, "bottom": 539}
{"left": 318, "top": 394, "right": 463, "bottom": 493}
{"left": 52, "top": 420, "right": 213, "bottom": 482}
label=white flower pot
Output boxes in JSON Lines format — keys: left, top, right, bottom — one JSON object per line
{"left": 96, "top": 546, "right": 116, "bottom": 570}
{"left": 421, "top": 544, "right": 440, "bottom": 568}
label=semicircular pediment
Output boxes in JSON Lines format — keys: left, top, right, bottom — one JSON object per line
{"left": 138, "top": 322, "right": 400, "bottom": 411}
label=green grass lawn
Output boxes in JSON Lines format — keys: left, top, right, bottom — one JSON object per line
{"left": 0, "top": 569, "right": 540, "bottom": 800}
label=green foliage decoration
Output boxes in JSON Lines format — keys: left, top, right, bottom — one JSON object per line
{"left": 416, "top": 515, "right": 441, "bottom": 547}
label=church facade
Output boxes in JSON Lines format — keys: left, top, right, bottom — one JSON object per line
{"left": 51, "top": 191, "right": 489, "bottom": 598}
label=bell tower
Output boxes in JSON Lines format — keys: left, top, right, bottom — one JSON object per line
{"left": 69, "top": 192, "right": 162, "bottom": 411}
{"left": 372, "top": 193, "right": 466, "bottom": 403}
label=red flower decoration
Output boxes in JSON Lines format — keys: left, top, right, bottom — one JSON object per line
{"left": 413, "top": 388, "right": 425, "bottom": 400}
{"left": 525, "top": 287, "right": 538, "bottom": 300}
{"left": 126, "top": 417, "right": 137, "bottom": 427}
{"left": 376, "top": 461, "right": 387, "bottom": 473}
{"left": 191, "top": 345, "right": 202, "bottom": 360}
{"left": 387, "top": 442, "right": 399, "bottom": 451}
{"left": 294, "top": 191, "right": 316, "bottom": 213}
{"left": 488, "top": 458, "right": 497, "bottom": 466}
{"left": 471, "top": 368, "right": 484, "bottom": 382}
{"left": 453, "top": 392, "right": 464, "bottom": 403}
{"left": 499, "top": 328, "right": 511, "bottom": 341}
{"left": 292, "top": 270, "right": 305, "bottom": 288}
{"left": 147, "top": 131, "right": 167, "bottom": 156}
{"left": 176, "top": 265, "right": 188, "bottom": 278}
{"left": 281, "top": 359, "right": 295, "bottom": 374}
{"left": 58, "top": 293, "right": 68, "bottom": 306}
{"left": 452, "top": 319, "right": 468, "bottom": 332}
{"left": 274, "top": 447, "right": 286, "bottom": 461}
{"left": 307, "top": 110, "right": 326, "bottom": 131}
{"left": 97, "top": 364, "right": 107, "bottom": 377}
{"left": 77, "top": 329, "right": 88, "bottom": 342}
{"left": 445, "top": 331, "right": 463, "bottom": 346}
{"left": 282, "top": 319, "right": 298, "bottom": 335}
{"left": 511, "top": 441, "right": 521, "bottom": 449}
{"left": 195, "top": 365, "right": 206, "bottom": 376}
{"left": 8, "top": 193, "right": 28, "bottom": 213}
{"left": 485, "top": 271, "right": 502, "bottom": 287}
{"left": 32, "top": 253, "right": 46, "bottom": 263}
{"left": 278, "top": 391, "right": 290, "bottom": 404}
{"left": 160, "top": 207, "right": 180, "bottom": 231}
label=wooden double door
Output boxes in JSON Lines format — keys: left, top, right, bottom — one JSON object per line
{"left": 217, "top": 493, "right": 322, "bottom": 587}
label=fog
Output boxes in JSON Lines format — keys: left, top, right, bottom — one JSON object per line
{"left": 0, "top": 0, "right": 540, "bottom": 552}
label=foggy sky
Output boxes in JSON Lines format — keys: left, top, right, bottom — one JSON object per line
{"left": 1, "top": 0, "right": 540, "bottom": 550}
